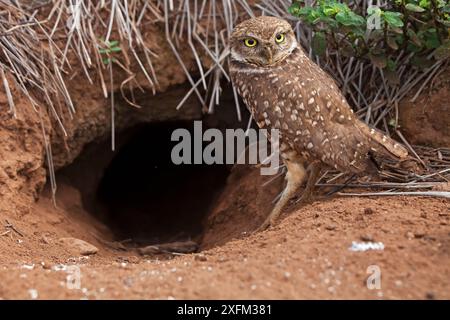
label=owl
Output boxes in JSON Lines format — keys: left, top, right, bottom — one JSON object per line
{"left": 229, "top": 16, "right": 408, "bottom": 231}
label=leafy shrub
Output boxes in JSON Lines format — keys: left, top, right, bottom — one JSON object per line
{"left": 289, "top": 0, "right": 450, "bottom": 75}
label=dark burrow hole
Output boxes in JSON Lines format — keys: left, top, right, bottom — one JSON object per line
{"left": 95, "top": 122, "right": 230, "bottom": 245}
{"left": 54, "top": 83, "right": 253, "bottom": 250}
{"left": 57, "top": 113, "right": 251, "bottom": 248}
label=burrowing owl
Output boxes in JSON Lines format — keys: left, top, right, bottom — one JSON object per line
{"left": 229, "top": 16, "right": 408, "bottom": 231}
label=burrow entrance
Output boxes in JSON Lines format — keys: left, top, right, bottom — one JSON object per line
{"left": 56, "top": 103, "right": 255, "bottom": 250}
{"left": 96, "top": 122, "right": 230, "bottom": 245}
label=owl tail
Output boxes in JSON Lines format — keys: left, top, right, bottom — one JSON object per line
{"left": 359, "top": 124, "right": 408, "bottom": 160}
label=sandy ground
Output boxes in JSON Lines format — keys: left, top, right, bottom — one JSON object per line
{"left": 0, "top": 178, "right": 448, "bottom": 300}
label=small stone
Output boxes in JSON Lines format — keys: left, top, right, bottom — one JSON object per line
{"left": 414, "top": 231, "right": 426, "bottom": 238}
{"left": 425, "top": 291, "right": 436, "bottom": 300}
{"left": 58, "top": 237, "right": 98, "bottom": 256}
{"left": 195, "top": 254, "right": 207, "bottom": 262}
{"left": 28, "top": 289, "right": 38, "bottom": 300}
{"left": 364, "top": 208, "right": 374, "bottom": 215}
{"left": 41, "top": 234, "right": 51, "bottom": 244}
{"left": 360, "top": 234, "right": 374, "bottom": 242}
{"left": 325, "top": 224, "right": 337, "bottom": 231}
{"left": 405, "top": 232, "right": 414, "bottom": 240}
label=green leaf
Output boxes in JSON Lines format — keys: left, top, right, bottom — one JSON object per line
{"left": 295, "top": 6, "right": 325, "bottom": 25}
{"left": 383, "top": 11, "right": 404, "bottom": 28}
{"left": 99, "top": 48, "right": 109, "bottom": 54}
{"left": 102, "top": 57, "right": 111, "bottom": 65}
{"left": 288, "top": 2, "right": 302, "bottom": 16}
{"left": 423, "top": 30, "right": 440, "bottom": 49}
{"left": 407, "top": 42, "right": 423, "bottom": 53}
{"left": 386, "top": 58, "right": 397, "bottom": 71}
{"left": 419, "top": 0, "right": 431, "bottom": 9}
{"left": 323, "top": 7, "right": 337, "bottom": 16}
{"left": 335, "top": 11, "right": 365, "bottom": 27}
{"left": 109, "top": 46, "right": 122, "bottom": 52}
{"left": 405, "top": 3, "right": 426, "bottom": 12}
{"left": 407, "top": 29, "right": 422, "bottom": 47}
{"left": 108, "top": 40, "right": 120, "bottom": 47}
{"left": 367, "top": 6, "right": 382, "bottom": 16}
{"left": 319, "top": 16, "right": 339, "bottom": 29}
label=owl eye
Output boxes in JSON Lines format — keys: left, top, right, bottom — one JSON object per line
{"left": 244, "top": 38, "right": 258, "bottom": 48}
{"left": 275, "top": 33, "right": 285, "bottom": 44}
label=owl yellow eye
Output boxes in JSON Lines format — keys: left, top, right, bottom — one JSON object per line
{"left": 275, "top": 33, "right": 285, "bottom": 44}
{"left": 244, "top": 38, "right": 258, "bottom": 47}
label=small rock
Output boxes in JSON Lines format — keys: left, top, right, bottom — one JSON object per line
{"left": 41, "top": 234, "right": 51, "bottom": 244}
{"left": 58, "top": 237, "right": 98, "bottom": 256}
{"left": 325, "top": 224, "right": 337, "bottom": 231}
{"left": 360, "top": 234, "right": 374, "bottom": 242}
{"left": 364, "top": 208, "right": 374, "bottom": 215}
{"left": 405, "top": 232, "right": 414, "bottom": 240}
{"left": 41, "top": 261, "right": 52, "bottom": 270}
{"left": 414, "top": 231, "right": 426, "bottom": 238}
{"left": 28, "top": 289, "right": 38, "bottom": 300}
{"left": 195, "top": 254, "right": 207, "bottom": 262}
{"left": 425, "top": 291, "right": 436, "bottom": 300}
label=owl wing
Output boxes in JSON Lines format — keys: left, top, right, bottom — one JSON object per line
{"left": 283, "top": 57, "right": 407, "bottom": 174}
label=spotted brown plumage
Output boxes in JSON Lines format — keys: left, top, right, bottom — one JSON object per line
{"left": 229, "top": 16, "right": 408, "bottom": 231}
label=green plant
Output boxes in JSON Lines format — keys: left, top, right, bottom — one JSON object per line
{"left": 98, "top": 39, "right": 122, "bottom": 65}
{"left": 289, "top": 0, "right": 450, "bottom": 73}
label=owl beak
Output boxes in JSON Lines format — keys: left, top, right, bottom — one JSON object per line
{"left": 264, "top": 47, "right": 274, "bottom": 64}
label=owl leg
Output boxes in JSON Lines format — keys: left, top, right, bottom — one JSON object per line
{"left": 256, "top": 159, "right": 306, "bottom": 232}
{"left": 295, "top": 160, "right": 321, "bottom": 204}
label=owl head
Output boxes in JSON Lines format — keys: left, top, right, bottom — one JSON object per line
{"left": 230, "top": 16, "right": 298, "bottom": 67}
